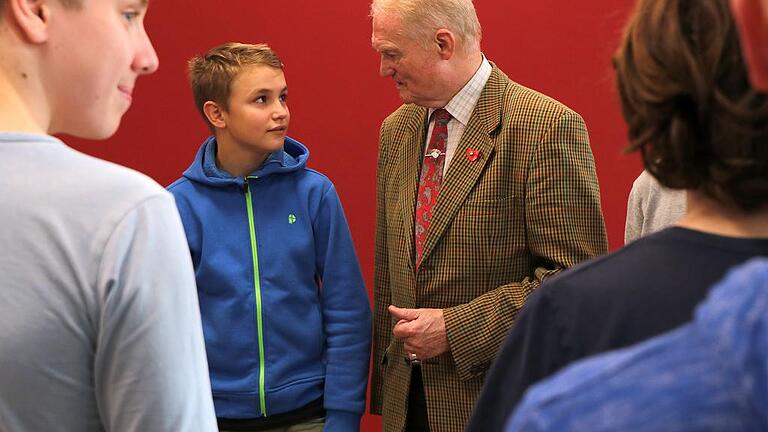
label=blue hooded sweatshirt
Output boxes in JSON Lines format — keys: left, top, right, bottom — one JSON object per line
{"left": 168, "top": 136, "right": 371, "bottom": 431}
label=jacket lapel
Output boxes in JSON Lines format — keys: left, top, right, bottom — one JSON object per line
{"left": 420, "top": 67, "right": 507, "bottom": 264}
{"left": 396, "top": 107, "right": 429, "bottom": 270}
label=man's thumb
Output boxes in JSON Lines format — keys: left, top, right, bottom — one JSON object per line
{"left": 388, "top": 305, "right": 419, "bottom": 321}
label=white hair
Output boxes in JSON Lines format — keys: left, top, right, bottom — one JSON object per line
{"left": 370, "top": 0, "right": 482, "bottom": 54}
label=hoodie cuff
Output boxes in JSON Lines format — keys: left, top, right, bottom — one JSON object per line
{"left": 323, "top": 409, "right": 361, "bottom": 432}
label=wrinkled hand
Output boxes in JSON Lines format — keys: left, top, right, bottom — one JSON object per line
{"left": 389, "top": 305, "right": 449, "bottom": 361}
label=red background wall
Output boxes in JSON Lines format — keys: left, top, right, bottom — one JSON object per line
{"left": 68, "top": 1, "right": 638, "bottom": 430}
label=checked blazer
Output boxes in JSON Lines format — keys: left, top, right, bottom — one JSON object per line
{"left": 370, "top": 65, "right": 608, "bottom": 432}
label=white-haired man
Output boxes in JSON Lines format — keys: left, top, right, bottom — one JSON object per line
{"left": 369, "top": 0, "right": 608, "bottom": 430}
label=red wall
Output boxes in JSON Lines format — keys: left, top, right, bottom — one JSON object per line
{"left": 68, "top": 1, "right": 638, "bottom": 430}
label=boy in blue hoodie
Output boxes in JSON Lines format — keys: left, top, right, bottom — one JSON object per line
{"left": 168, "top": 42, "right": 372, "bottom": 432}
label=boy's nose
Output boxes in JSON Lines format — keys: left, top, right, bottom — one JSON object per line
{"left": 134, "top": 24, "right": 159, "bottom": 75}
{"left": 273, "top": 104, "right": 288, "bottom": 118}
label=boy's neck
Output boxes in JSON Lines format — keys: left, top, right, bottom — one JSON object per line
{"left": 0, "top": 64, "right": 49, "bottom": 135}
{"left": 214, "top": 133, "right": 271, "bottom": 178}
{"left": 677, "top": 190, "right": 768, "bottom": 238}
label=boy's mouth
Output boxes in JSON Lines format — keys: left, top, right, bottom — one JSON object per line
{"left": 268, "top": 126, "right": 287, "bottom": 132}
{"left": 117, "top": 85, "right": 134, "bottom": 103}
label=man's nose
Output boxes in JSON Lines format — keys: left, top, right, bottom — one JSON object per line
{"left": 379, "top": 59, "right": 393, "bottom": 77}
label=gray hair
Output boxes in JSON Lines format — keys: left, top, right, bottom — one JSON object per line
{"left": 370, "top": 0, "right": 482, "bottom": 54}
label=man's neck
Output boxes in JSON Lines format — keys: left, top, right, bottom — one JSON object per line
{"left": 214, "top": 133, "right": 270, "bottom": 178}
{"left": 427, "top": 51, "right": 484, "bottom": 109}
{"left": 677, "top": 190, "right": 768, "bottom": 238}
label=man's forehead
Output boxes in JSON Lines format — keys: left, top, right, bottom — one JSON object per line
{"left": 371, "top": 15, "right": 404, "bottom": 49}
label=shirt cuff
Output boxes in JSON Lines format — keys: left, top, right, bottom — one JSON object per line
{"left": 324, "top": 409, "right": 361, "bottom": 432}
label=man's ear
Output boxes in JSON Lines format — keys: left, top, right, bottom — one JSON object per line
{"left": 732, "top": 0, "right": 768, "bottom": 91}
{"left": 203, "top": 101, "right": 227, "bottom": 129}
{"left": 8, "top": 0, "right": 51, "bottom": 44}
{"left": 435, "top": 29, "right": 455, "bottom": 60}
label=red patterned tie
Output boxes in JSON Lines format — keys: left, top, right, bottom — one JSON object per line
{"left": 415, "top": 109, "right": 451, "bottom": 267}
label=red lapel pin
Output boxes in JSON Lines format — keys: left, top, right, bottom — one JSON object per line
{"left": 466, "top": 148, "right": 480, "bottom": 162}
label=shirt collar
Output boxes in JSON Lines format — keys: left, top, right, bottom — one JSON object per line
{"left": 429, "top": 54, "right": 492, "bottom": 126}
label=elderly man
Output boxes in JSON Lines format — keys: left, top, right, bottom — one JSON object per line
{"left": 369, "top": 0, "right": 608, "bottom": 430}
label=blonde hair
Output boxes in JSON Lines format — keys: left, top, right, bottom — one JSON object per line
{"left": 370, "top": 0, "right": 481, "bottom": 54}
{"left": 188, "top": 42, "right": 283, "bottom": 131}
{"left": 1, "top": 0, "right": 84, "bottom": 15}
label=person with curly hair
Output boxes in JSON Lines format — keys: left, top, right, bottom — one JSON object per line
{"left": 467, "top": 0, "right": 768, "bottom": 430}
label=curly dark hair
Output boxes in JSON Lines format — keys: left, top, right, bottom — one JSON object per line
{"left": 614, "top": 0, "right": 768, "bottom": 211}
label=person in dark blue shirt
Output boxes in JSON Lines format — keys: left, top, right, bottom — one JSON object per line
{"left": 467, "top": 0, "right": 768, "bottom": 430}
{"left": 507, "top": 258, "right": 768, "bottom": 432}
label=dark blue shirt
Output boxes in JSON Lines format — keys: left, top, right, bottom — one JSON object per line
{"left": 468, "top": 228, "right": 768, "bottom": 432}
{"left": 507, "top": 258, "right": 768, "bottom": 431}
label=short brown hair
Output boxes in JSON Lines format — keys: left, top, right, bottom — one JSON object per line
{"left": 614, "top": 0, "right": 768, "bottom": 211}
{"left": 188, "top": 42, "right": 283, "bottom": 131}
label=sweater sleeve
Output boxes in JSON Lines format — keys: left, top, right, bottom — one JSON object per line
{"left": 313, "top": 184, "right": 372, "bottom": 432}
{"left": 625, "top": 172, "right": 648, "bottom": 245}
{"left": 93, "top": 193, "right": 217, "bottom": 431}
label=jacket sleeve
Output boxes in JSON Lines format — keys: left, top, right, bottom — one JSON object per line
{"left": 442, "top": 109, "right": 608, "bottom": 382}
{"left": 313, "top": 183, "right": 372, "bottom": 432}
{"left": 94, "top": 193, "right": 217, "bottom": 432}
{"left": 370, "top": 121, "right": 392, "bottom": 415}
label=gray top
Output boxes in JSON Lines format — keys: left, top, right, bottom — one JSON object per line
{"left": 624, "top": 170, "right": 686, "bottom": 244}
{"left": 0, "top": 133, "right": 217, "bottom": 431}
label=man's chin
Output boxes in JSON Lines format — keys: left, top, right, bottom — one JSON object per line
{"left": 397, "top": 90, "right": 414, "bottom": 104}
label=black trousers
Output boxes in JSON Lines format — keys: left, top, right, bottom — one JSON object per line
{"left": 406, "top": 365, "right": 430, "bottom": 431}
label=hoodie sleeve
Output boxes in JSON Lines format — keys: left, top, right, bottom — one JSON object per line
{"left": 312, "top": 183, "right": 372, "bottom": 432}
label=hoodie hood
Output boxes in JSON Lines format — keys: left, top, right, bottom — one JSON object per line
{"left": 182, "top": 135, "right": 309, "bottom": 187}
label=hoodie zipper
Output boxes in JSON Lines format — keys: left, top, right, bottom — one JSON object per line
{"left": 244, "top": 176, "right": 267, "bottom": 417}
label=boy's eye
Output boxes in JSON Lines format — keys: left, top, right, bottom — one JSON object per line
{"left": 254, "top": 96, "right": 267, "bottom": 103}
{"left": 122, "top": 11, "right": 140, "bottom": 22}
{"left": 279, "top": 94, "right": 288, "bottom": 103}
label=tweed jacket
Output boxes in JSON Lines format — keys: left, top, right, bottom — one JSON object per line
{"left": 370, "top": 65, "right": 608, "bottom": 432}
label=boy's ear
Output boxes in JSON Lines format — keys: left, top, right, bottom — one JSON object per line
{"left": 203, "top": 101, "right": 227, "bottom": 129}
{"left": 8, "top": 0, "right": 52, "bottom": 44}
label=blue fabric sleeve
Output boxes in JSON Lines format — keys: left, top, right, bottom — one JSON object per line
{"left": 312, "top": 183, "right": 372, "bottom": 431}
{"left": 324, "top": 409, "right": 362, "bottom": 432}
